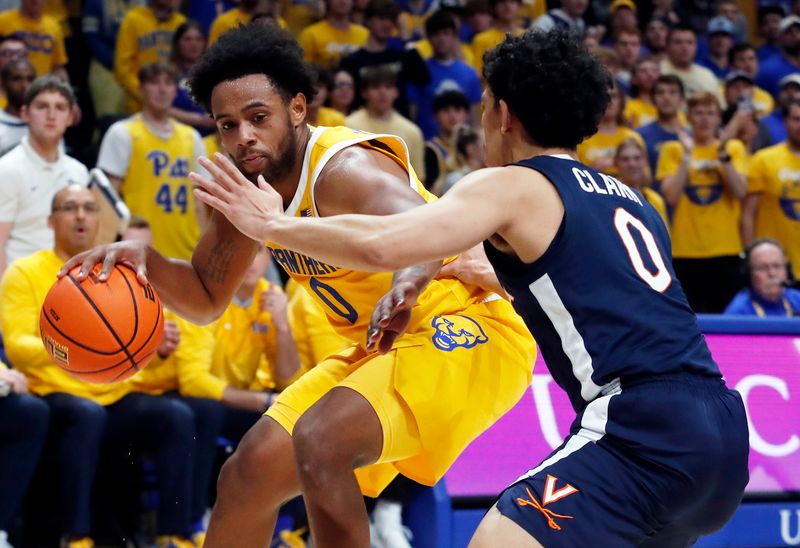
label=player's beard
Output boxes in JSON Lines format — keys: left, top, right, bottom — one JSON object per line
{"left": 241, "top": 120, "right": 299, "bottom": 185}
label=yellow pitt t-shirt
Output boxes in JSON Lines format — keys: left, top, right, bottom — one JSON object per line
{"left": 118, "top": 115, "right": 202, "bottom": 261}
{"left": 747, "top": 142, "right": 800, "bottom": 279}
{"left": 577, "top": 127, "right": 644, "bottom": 177}
{"left": 211, "top": 278, "right": 302, "bottom": 392}
{"left": 285, "top": 278, "right": 349, "bottom": 371}
{"left": 298, "top": 20, "right": 368, "bottom": 69}
{"left": 266, "top": 125, "right": 492, "bottom": 345}
{"left": 0, "top": 10, "right": 67, "bottom": 75}
{"left": 624, "top": 98, "right": 657, "bottom": 129}
{"left": 114, "top": 6, "right": 186, "bottom": 106}
{"left": 129, "top": 309, "right": 224, "bottom": 400}
{"left": 657, "top": 139, "right": 747, "bottom": 258}
{"left": 0, "top": 249, "right": 130, "bottom": 404}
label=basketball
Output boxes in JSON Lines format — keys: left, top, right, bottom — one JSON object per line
{"left": 39, "top": 263, "right": 164, "bottom": 384}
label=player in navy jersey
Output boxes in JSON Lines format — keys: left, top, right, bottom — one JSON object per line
{"left": 147, "top": 29, "right": 748, "bottom": 546}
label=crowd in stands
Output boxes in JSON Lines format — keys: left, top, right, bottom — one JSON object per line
{"left": 0, "top": 0, "right": 800, "bottom": 547}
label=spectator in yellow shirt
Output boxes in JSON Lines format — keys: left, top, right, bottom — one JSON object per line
{"left": 614, "top": 137, "right": 669, "bottom": 231}
{"left": 0, "top": 185, "right": 195, "bottom": 548}
{"left": 657, "top": 91, "right": 748, "bottom": 312}
{"left": 209, "top": 0, "right": 287, "bottom": 44}
{"left": 298, "top": 0, "right": 368, "bottom": 68}
{"left": 624, "top": 56, "right": 660, "bottom": 129}
{"left": 472, "top": 0, "right": 522, "bottom": 76}
{"left": 122, "top": 218, "right": 277, "bottom": 546}
{"left": 114, "top": 0, "right": 185, "bottom": 111}
{"left": 577, "top": 80, "right": 644, "bottom": 177}
{"left": 741, "top": 101, "right": 800, "bottom": 283}
{"left": 0, "top": 0, "right": 67, "bottom": 80}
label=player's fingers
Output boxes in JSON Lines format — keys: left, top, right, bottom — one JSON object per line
{"left": 76, "top": 248, "right": 108, "bottom": 281}
{"left": 212, "top": 152, "right": 250, "bottom": 187}
{"left": 190, "top": 169, "right": 230, "bottom": 200}
{"left": 97, "top": 251, "right": 119, "bottom": 281}
{"left": 366, "top": 326, "right": 382, "bottom": 352}
{"left": 196, "top": 156, "right": 234, "bottom": 191}
{"left": 193, "top": 188, "right": 229, "bottom": 216}
{"left": 378, "top": 330, "right": 397, "bottom": 354}
{"left": 58, "top": 250, "right": 91, "bottom": 278}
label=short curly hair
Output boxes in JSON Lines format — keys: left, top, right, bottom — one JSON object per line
{"left": 188, "top": 23, "right": 316, "bottom": 112}
{"left": 483, "top": 29, "right": 611, "bottom": 149}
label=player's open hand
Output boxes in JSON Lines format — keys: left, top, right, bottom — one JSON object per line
{"left": 191, "top": 153, "right": 284, "bottom": 242}
{"left": 367, "top": 281, "right": 419, "bottom": 354}
{"left": 57, "top": 240, "right": 150, "bottom": 286}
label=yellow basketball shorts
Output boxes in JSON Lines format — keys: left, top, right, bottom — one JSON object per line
{"left": 266, "top": 297, "right": 536, "bottom": 497}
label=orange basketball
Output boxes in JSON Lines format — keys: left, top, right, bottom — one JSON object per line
{"left": 40, "top": 263, "right": 164, "bottom": 384}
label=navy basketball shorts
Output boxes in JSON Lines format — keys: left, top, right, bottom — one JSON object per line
{"left": 495, "top": 373, "right": 750, "bottom": 547}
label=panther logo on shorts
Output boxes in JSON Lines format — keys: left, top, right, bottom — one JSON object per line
{"left": 430, "top": 315, "right": 489, "bottom": 352}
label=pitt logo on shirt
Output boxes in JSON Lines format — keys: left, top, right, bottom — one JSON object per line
{"left": 146, "top": 151, "right": 190, "bottom": 178}
{"left": 431, "top": 315, "right": 488, "bottom": 352}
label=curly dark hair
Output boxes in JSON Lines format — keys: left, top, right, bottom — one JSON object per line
{"left": 188, "top": 23, "right": 316, "bottom": 111}
{"left": 483, "top": 29, "right": 611, "bottom": 149}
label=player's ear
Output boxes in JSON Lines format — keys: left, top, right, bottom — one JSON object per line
{"left": 290, "top": 93, "right": 307, "bottom": 128}
{"left": 498, "top": 99, "right": 512, "bottom": 135}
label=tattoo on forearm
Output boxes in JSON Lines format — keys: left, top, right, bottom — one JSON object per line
{"left": 203, "top": 240, "right": 238, "bottom": 284}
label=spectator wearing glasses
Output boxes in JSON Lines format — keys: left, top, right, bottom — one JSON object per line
{"left": 0, "top": 76, "right": 85, "bottom": 279}
{"left": 724, "top": 238, "right": 800, "bottom": 317}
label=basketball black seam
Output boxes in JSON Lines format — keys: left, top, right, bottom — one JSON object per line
{"left": 116, "top": 265, "right": 140, "bottom": 348}
{"left": 67, "top": 273, "right": 137, "bottom": 370}
{"left": 43, "top": 294, "right": 163, "bottom": 373}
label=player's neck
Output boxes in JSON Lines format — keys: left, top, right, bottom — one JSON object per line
{"left": 509, "top": 139, "right": 573, "bottom": 163}
{"left": 272, "top": 125, "right": 313, "bottom": 207}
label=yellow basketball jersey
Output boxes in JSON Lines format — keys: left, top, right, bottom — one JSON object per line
{"left": 266, "top": 125, "right": 492, "bottom": 345}
{"left": 121, "top": 115, "right": 202, "bottom": 260}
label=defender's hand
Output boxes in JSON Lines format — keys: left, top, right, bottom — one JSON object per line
{"left": 191, "top": 154, "right": 284, "bottom": 242}
{"left": 367, "top": 281, "right": 419, "bottom": 354}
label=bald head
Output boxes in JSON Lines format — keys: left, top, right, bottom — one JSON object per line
{"left": 49, "top": 185, "right": 100, "bottom": 258}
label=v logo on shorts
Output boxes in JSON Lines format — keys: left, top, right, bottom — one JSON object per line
{"left": 542, "top": 474, "right": 579, "bottom": 505}
{"left": 516, "top": 475, "right": 578, "bottom": 531}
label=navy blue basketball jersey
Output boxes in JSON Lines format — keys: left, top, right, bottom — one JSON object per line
{"left": 484, "top": 154, "right": 720, "bottom": 412}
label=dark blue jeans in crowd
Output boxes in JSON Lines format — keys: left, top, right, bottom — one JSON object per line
{"left": 42, "top": 392, "right": 108, "bottom": 537}
{"left": 164, "top": 393, "right": 225, "bottom": 527}
{"left": 105, "top": 392, "right": 194, "bottom": 537}
{"left": 0, "top": 393, "right": 50, "bottom": 530}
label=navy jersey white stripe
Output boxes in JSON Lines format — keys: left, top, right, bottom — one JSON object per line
{"left": 484, "top": 155, "right": 720, "bottom": 412}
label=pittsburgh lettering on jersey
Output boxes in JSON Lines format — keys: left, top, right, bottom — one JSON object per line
{"left": 572, "top": 167, "right": 642, "bottom": 206}
{"left": 146, "top": 151, "right": 190, "bottom": 177}
{"left": 268, "top": 247, "right": 339, "bottom": 276}
{"left": 13, "top": 31, "right": 54, "bottom": 54}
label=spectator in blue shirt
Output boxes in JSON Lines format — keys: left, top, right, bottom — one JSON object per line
{"left": 638, "top": 74, "right": 687, "bottom": 177}
{"left": 407, "top": 10, "right": 482, "bottom": 139}
{"left": 82, "top": 0, "right": 143, "bottom": 118}
{"left": 698, "top": 16, "right": 735, "bottom": 79}
{"left": 756, "top": 4, "right": 786, "bottom": 62}
{"left": 756, "top": 14, "right": 800, "bottom": 97}
{"left": 725, "top": 238, "right": 800, "bottom": 317}
{"left": 762, "top": 73, "right": 800, "bottom": 143}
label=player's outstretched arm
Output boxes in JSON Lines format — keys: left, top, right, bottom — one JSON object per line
{"left": 191, "top": 153, "right": 516, "bottom": 273}
{"left": 57, "top": 211, "right": 260, "bottom": 324}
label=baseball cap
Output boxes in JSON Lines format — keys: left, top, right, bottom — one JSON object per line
{"left": 609, "top": 0, "right": 636, "bottom": 14}
{"left": 779, "top": 14, "right": 800, "bottom": 33}
{"left": 707, "top": 16, "right": 735, "bottom": 36}
{"left": 779, "top": 73, "right": 800, "bottom": 88}
{"left": 724, "top": 71, "right": 754, "bottom": 86}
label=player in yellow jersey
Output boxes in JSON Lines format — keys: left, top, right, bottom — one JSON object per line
{"left": 742, "top": 101, "right": 800, "bottom": 281}
{"left": 62, "top": 24, "right": 535, "bottom": 547}
{"left": 98, "top": 62, "right": 207, "bottom": 261}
